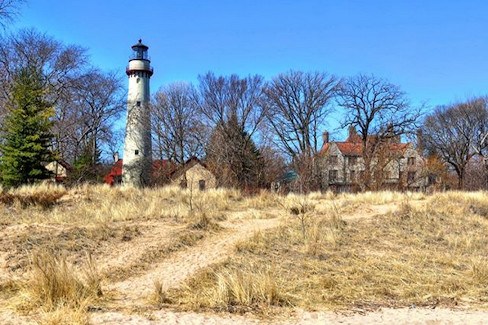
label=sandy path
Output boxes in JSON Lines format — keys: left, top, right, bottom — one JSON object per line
{"left": 7, "top": 200, "right": 485, "bottom": 324}
{"left": 292, "top": 307, "right": 488, "bottom": 325}
{"left": 107, "top": 216, "right": 281, "bottom": 305}
{"left": 97, "top": 220, "right": 184, "bottom": 275}
{"left": 342, "top": 203, "right": 399, "bottom": 221}
{"left": 90, "top": 307, "right": 488, "bottom": 324}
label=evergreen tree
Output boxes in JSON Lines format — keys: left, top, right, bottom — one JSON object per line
{"left": 206, "top": 113, "right": 265, "bottom": 190}
{"left": 70, "top": 137, "right": 103, "bottom": 183}
{"left": 0, "top": 67, "right": 54, "bottom": 187}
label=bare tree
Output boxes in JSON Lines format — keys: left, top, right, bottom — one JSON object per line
{"left": 337, "top": 74, "right": 422, "bottom": 191}
{"left": 54, "top": 69, "right": 125, "bottom": 168}
{"left": 422, "top": 97, "right": 488, "bottom": 189}
{"left": 468, "top": 97, "right": 488, "bottom": 160}
{"left": 262, "top": 71, "right": 340, "bottom": 192}
{"left": 0, "top": 0, "right": 24, "bottom": 29}
{"left": 263, "top": 70, "right": 340, "bottom": 157}
{"left": 0, "top": 29, "right": 87, "bottom": 121}
{"left": 196, "top": 72, "right": 266, "bottom": 189}
{"left": 152, "top": 82, "right": 205, "bottom": 164}
{"left": 197, "top": 72, "right": 266, "bottom": 139}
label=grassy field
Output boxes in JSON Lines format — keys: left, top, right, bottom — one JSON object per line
{"left": 0, "top": 184, "right": 487, "bottom": 324}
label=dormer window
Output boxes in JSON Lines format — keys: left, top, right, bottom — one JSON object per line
{"left": 329, "top": 155, "right": 338, "bottom": 164}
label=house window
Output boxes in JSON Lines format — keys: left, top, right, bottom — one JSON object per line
{"left": 329, "top": 170, "right": 338, "bottom": 182}
{"left": 329, "top": 155, "right": 338, "bottom": 164}
{"left": 408, "top": 157, "right": 416, "bottom": 166}
{"left": 407, "top": 171, "right": 416, "bottom": 183}
{"left": 136, "top": 101, "right": 141, "bottom": 107}
{"left": 199, "top": 179, "right": 206, "bottom": 191}
{"left": 349, "top": 156, "right": 357, "bottom": 165}
{"left": 350, "top": 170, "right": 356, "bottom": 182}
{"left": 135, "top": 149, "right": 139, "bottom": 155}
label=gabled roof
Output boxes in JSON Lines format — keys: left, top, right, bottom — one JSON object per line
{"left": 319, "top": 127, "right": 411, "bottom": 157}
{"left": 56, "top": 159, "right": 73, "bottom": 171}
{"left": 170, "top": 157, "right": 211, "bottom": 180}
{"left": 103, "top": 159, "right": 175, "bottom": 185}
{"left": 321, "top": 141, "right": 409, "bottom": 157}
{"left": 44, "top": 159, "right": 73, "bottom": 171}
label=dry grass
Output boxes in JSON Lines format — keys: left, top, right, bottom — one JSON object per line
{"left": 0, "top": 185, "right": 245, "bottom": 225}
{"left": 4, "top": 184, "right": 488, "bottom": 321}
{"left": 4, "top": 223, "right": 141, "bottom": 274}
{"left": 105, "top": 224, "right": 221, "bottom": 283}
{"left": 12, "top": 250, "right": 101, "bottom": 324}
{"left": 169, "top": 191, "right": 488, "bottom": 313}
{"left": 166, "top": 262, "right": 291, "bottom": 314}
{"left": 0, "top": 183, "right": 67, "bottom": 210}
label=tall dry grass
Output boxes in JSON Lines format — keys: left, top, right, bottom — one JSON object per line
{"left": 4, "top": 183, "right": 488, "bottom": 317}
{"left": 0, "top": 183, "right": 67, "bottom": 209}
{"left": 166, "top": 263, "right": 291, "bottom": 313}
{"left": 0, "top": 184, "right": 248, "bottom": 225}
{"left": 13, "top": 250, "right": 101, "bottom": 324}
{"left": 169, "top": 191, "right": 488, "bottom": 312}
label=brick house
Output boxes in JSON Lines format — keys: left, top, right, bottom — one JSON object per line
{"left": 319, "top": 127, "right": 425, "bottom": 192}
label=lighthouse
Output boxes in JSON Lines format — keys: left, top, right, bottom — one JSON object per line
{"left": 122, "top": 39, "right": 153, "bottom": 187}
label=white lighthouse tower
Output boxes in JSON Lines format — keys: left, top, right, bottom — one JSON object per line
{"left": 122, "top": 39, "right": 153, "bottom": 187}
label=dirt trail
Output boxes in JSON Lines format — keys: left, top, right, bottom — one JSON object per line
{"left": 97, "top": 220, "right": 185, "bottom": 276}
{"left": 107, "top": 216, "right": 281, "bottom": 305}
{"left": 90, "top": 307, "right": 488, "bottom": 325}
{"left": 7, "top": 199, "right": 482, "bottom": 325}
{"left": 342, "top": 203, "right": 399, "bottom": 221}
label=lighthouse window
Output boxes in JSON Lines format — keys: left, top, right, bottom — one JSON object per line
{"left": 136, "top": 101, "right": 141, "bottom": 107}
{"left": 135, "top": 150, "right": 139, "bottom": 155}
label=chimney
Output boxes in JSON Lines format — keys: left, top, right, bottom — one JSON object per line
{"left": 348, "top": 126, "right": 355, "bottom": 136}
{"left": 347, "top": 125, "right": 358, "bottom": 142}
{"left": 113, "top": 152, "right": 119, "bottom": 163}
{"left": 416, "top": 129, "right": 424, "bottom": 152}
{"left": 322, "top": 131, "right": 329, "bottom": 144}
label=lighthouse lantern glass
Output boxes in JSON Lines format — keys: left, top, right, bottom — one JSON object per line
{"left": 133, "top": 47, "right": 148, "bottom": 60}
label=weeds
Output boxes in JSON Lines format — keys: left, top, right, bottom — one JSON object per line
{"left": 187, "top": 212, "right": 222, "bottom": 231}
{"left": 16, "top": 252, "right": 102, "bottom": 311}
{"left": 171, "top": 191, "right": 488, "bottom": 312}
{"left": 0, "top": 184, "right": 67, "bottom": 209}
{"left": 148, "top": 280, "right": 171, "bottom": 307}
{"left": 14, "top": 250, "right": 101, "bottom": 323}
{"left": 167, "top": 263, "right": 291, "bottom": 313}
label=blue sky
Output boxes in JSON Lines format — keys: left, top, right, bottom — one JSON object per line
{"left": 11, "top": 0, "right": 488, "bottom": 133}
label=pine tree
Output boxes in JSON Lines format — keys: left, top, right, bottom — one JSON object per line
{"left": 206, "top": 113, "right": 265, "bottom": 190}
{"left": 70, "top": 137, "right": 103, "bottom": 183}
{"left": 0, "top": 67, "right": 54, "bottom": 187}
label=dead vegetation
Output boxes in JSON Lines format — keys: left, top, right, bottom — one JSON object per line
{"left": 0, "top": 183, "right": 67, "bottom": 211}
{"left": 1, "top": 185, "right": 488, "bottom": 323}
{"left": 0, "top": 185, "right": 235, "bottom": 323}
{"left": 168, "top": 191, "right": 488, "bottom": 314}
{"left": 12, "top": 251, "right": 102, "bottom": 324}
